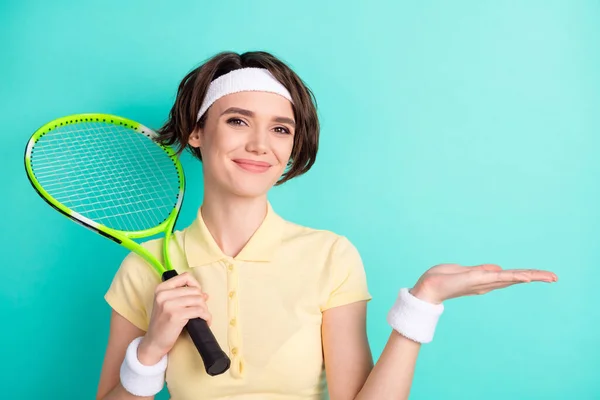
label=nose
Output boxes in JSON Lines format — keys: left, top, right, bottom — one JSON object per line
{"left": 245, "top": 125, "right": 269, "bottom": 155}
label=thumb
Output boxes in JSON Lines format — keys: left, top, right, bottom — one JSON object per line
{"left": 465, "top": 264, "right": 503, "bottom": 272}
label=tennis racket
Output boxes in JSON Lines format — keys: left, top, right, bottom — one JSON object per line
{"left": 24, "top": 113, "right": 231, "bottom": 376}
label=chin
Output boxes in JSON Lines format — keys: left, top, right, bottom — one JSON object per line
{"left": 226, "top": 178, "right": 277, "bottom": 199}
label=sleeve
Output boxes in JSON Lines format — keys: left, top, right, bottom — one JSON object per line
{"left": 104, "top": 250, "right": 162, "bottom": 331}
{"left": 321, "top": 236, "right": 372, "bottom": 311}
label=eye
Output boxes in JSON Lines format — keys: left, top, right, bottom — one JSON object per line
{"left": 273, "top": 126, "right": 291, "bottom": 135}
{"left": 226, "top": 117, "right": 247, "bottom": 126}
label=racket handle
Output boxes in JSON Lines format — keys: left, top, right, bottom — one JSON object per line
{"left": 162, "top": 269, "right": 231, "bottom": 376}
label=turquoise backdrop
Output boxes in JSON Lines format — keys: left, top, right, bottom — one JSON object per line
{"left": 2, "top": 1, "right": 598, "bottom": 399}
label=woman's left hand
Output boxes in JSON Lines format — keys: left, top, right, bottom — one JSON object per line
{"left": 409, "top": 263, "right": 558, "bottom": 304}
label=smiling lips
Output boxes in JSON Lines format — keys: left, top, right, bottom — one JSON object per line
{"left": 232, "top": 159, "right": 272, "bottom": 173}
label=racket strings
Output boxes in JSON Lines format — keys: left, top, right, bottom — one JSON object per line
{"left": 33, "top": 124, "right": 177, "bottom": 231}
{"left": 30, "top": 122, "right": 181, "bottom": 232}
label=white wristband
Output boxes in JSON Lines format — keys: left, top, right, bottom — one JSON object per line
{"left": 387, "top": 288, "right": 445, "bottom": 343}
{"left": 120, "top": 336, "right": 168, "bottom": 397}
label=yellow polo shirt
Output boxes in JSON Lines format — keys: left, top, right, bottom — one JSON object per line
{"left": 104, "top": 203, "right": 371, "bottom": 399}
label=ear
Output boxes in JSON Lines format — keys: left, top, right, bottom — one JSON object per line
{"left": 188, "top": 128, "right": 203, "bottom": 148}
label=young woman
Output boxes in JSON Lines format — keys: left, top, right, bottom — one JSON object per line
{"left": 96, "top": 51, "right": 557, "bottom": 400}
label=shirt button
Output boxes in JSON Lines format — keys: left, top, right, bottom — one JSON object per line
{"left": 230, "top": 318, "right": 236, "bottom": 326}
{"left": 228, "top": 291, "right": 235, "bottom": 299}
{"left": 231, "top": 347, "right": 238, "bottom": 355}
{"left": 227, "top": 263, "right": 234, "bottom": 271}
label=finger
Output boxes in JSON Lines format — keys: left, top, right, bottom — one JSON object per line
{"left": 182, "top": 306, "right": 213, "bottom": 326}
{"left": 473, "top": 281, "right": 525, "bottom": 294}
{"left": 513, "top": 269, "right": 558, "bottom": 282}
{"left": 437, "top": 264, "right": 503, "bottom": 274}
{"left": 475, "top": 272, "right": 558, "bottom": 291}
{"left": 155, "top": 286, "right": 204, "bottom": 303}
{"left": 156, "top": 272, "right": 202, "bottom": 292}
{"left": 473, "top": 277, "right": 551, "bottom": 294}
{"left": 466, "top": 264, "right": 503, "bottom": 272}
{"left": 475, "top": 270, "right": 539, "bottom": 285}
{"left": 164, "top": 294, "right": 207, "bottom": 310}
{"left": 498, "top": 269, "right": 557, "bottom": 282}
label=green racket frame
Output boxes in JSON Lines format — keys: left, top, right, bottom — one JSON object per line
{"left": 24, "top": 113, "right": 184, "bottom": 276}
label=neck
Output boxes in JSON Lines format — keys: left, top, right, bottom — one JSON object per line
{"left": 200, "top": 190, "right": 269, "bottom": 258}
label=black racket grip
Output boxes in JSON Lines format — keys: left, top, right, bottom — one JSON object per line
{"left": 162, "top": 269, "right": 231, "bottom": 376}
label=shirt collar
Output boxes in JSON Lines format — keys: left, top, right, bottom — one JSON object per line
{"left": 183, "top": 202, "right": 285, "bottom": 267}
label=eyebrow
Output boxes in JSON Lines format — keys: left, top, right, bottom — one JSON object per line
{"left": 221, "top": 107, "right": 296, "bottom": 128}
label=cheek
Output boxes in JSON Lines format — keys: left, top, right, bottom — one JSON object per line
{"left": 203, "top": 130, "right": 238, "bottom": 159}
{"left": 274, "top": 138, "right": 294, "bottom": 164}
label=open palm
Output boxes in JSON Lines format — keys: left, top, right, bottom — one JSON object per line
{"left": 411, "top": 263, "right": 558, "bottom": 304}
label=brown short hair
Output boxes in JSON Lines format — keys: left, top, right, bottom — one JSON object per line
{"left": 156, "top": 51, "right": 319, "bottom": 185}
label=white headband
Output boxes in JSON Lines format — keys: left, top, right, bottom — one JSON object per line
{"left": 196, "top": 67, "right": 293, "bottom": 121}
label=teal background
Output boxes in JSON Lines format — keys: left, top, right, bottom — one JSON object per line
{"left": 1, "top": 1, "right": 598, "bottom": 399}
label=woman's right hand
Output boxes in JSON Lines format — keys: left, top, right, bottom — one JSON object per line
{"left": 137, "top": 272, "right": 211, "bottom": 365}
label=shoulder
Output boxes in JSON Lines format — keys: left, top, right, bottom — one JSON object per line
{"left": 278, "top": 217, "right": 360, "bottom": 261}
{"left": 273, "top": 216, "right": 371, "bottom": 309}
{"left": 281, "top": 217, "right": 343, "bottom": 242}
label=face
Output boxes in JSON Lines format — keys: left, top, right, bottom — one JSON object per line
{"left": 189, "top": 91, "right": 296, "bottom": 198}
